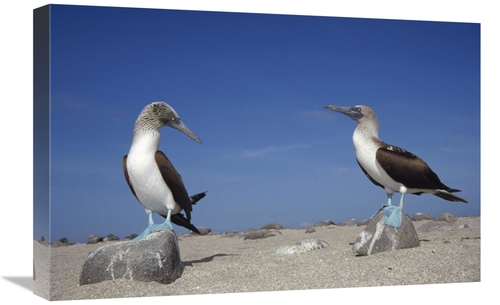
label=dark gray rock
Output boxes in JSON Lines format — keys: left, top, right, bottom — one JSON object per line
{"left": 411, "top": 213, "right": 435, "bottom": 221}
{"left": 436, "top": 213, "right": 459, "bottom": 223}
{"left": 243, "top": 229, "right": 278, "bottom": 240}
{"left": 51, "top": 241, "right": 65, "bottom": 247}
{"left": 79, "top": 229, "right": 183, "bottom": 285}
{"left": 86, "top": 234, "right": 103, "bottom": 244}
{"left": 305, "top": 228, "right": 316, "bottom": 234}
{"left": 314, "top": 220, "right": 335, "bottom": 227}
{"left": 104, "top": 233, "right": 120, "bottom": 242}
{"left": 417, "top": 221, "right": 454, "bottom": 233}
{"left": 38, "top": 236, "right": 48, "bottom": 246}
{"left": 352, "top": 209, "right": 420, "bottom": 256}
{"left": 191, "top": 227, "right": 211, "bottom": 235}
{"left": 259, "top": 223, "right": 285, "bottom": 230}
{"left": 52, "top": 237, "right": 73, "bottom": 247}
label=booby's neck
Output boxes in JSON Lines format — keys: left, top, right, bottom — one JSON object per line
{"left": 129, "top": 128, "right": 161, "bottom": 156}
{"left": 351, "top": 115, "right": 382, "bottom": 167}
{"left": 353, "top": 117, "right": 380, "bottom": 143}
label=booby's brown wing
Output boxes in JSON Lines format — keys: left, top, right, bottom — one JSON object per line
{"left": 154, "top": 150, "right": 193, "bottom": 220}
{"left": 375, "top": 144, "right": 449, "bottom": 190}
{"left": 123, "top": 154, "right": 202, "bottom": 233}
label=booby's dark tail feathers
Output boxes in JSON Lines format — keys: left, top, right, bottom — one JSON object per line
{"left": 171, "top": 213, "right": 201, "bottom": 234}
{"left": 434, "top": 190, "right": 469, "bottom": 203}
{"left": 190, "top": 191, "right": 208, "bottom": 205}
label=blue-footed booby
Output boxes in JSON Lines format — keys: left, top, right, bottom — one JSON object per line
{"left": 324, "top": 105, "right": 468, "bottom": 227}
{"left": 123, "top": 101, "right": 204, "bottom": 240}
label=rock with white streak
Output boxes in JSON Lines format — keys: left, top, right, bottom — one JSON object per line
{"left": 79, "top": 229, "right": 183, "bottom": 285}
{"left": 352, "top": 209, "right": 420, "bottom": 256}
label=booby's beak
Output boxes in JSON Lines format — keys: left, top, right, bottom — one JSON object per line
{"left": 324, "top": 105, "right": 364, "bottom": 121}
{"left": 168, "top": 118, "right": 202, "bottom": 144}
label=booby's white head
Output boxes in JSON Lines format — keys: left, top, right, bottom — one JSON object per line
{"left": 323, "top": 105, "right": 377, "bottom": 124}
{"left": 324, "top": 105, "right": 379, "bottom": 137}
{"left": 134, "top": 101, "right": 202, "bottom": 144}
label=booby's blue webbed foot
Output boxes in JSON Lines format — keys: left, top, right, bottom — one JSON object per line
{"left": 134, "top": 224, "right": 155, "bottom": 240}
{"left": 382, "top": 193, "right": 405, "bottom": 228}
{"left": 134, "top": 210, "right": 174, "bottom": 240}
{"left": 383, "top": 205, "right": 402, "bottom": 228}
{"left": 134, "top": 220, "right": 174, "bottom": 240}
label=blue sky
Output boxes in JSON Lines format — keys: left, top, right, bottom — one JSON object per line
{"left": 37, "top": 4, "right": 479, "bottom": 243}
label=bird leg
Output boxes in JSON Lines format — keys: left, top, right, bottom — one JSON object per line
{"left": 134, "top": 212, "right": 156, "bottom": 240}
{"left": 134, "top": 210, "right": 174, "bottom": 240}
{"left": 148, "top": 212, "right": 155, "bottom": 225}
{"left": 154, "top": 209, "right": 174, "bottom": 232}
{"left": 371, "top": 193, "right": 393, "bottom": 220}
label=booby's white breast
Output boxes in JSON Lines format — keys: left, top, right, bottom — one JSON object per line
{"left": 353, "top": 130, "right": 404, "bottom": 194}
{"left": 126, "top": 132, "right": 181, "bottom": 215}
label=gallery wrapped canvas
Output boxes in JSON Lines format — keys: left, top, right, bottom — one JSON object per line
{"left": 32, "top": 3, "right": 481, "bottom": 302}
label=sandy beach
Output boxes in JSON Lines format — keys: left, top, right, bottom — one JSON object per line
{"left": 33, "top": 216, "right": 480, "bottom": 301}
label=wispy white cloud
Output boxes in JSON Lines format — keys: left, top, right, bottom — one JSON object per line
{"left": 240, "top": 144, "right": 308, "bottom": 158}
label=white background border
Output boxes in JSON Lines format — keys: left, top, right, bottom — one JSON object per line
{"left": 1, "top": 1, "right": 496, "bottom": 304}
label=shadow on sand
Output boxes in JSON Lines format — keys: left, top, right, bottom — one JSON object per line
{"left": 183, "top": 253, "right": 235, "bottom": 266}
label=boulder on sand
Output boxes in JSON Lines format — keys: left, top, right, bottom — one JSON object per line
{"left": 79, "top": 229, "right": 183, "bottom": 285}
{"left": 352, "top": 209, "right": 420, "bottom": 256}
